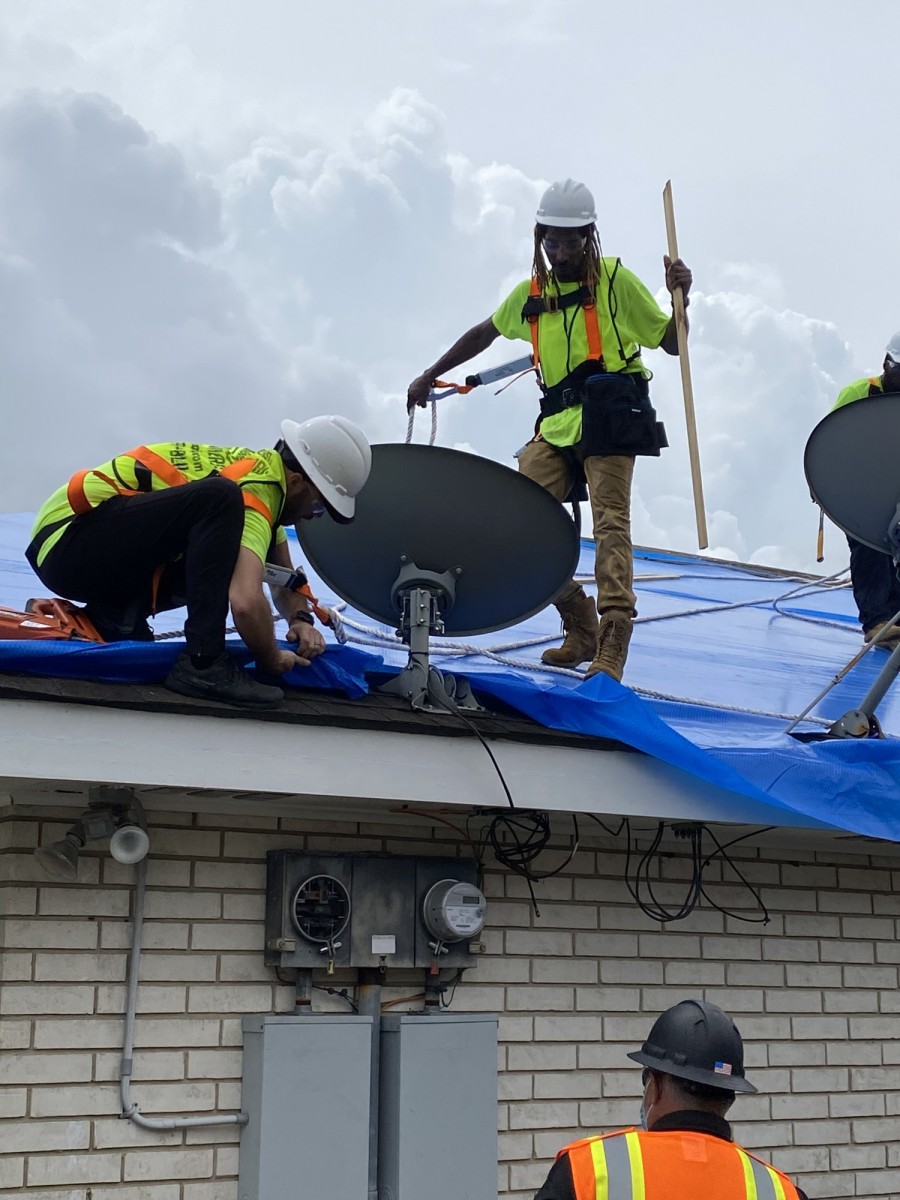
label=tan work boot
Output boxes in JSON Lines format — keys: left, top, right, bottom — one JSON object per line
{"left": 864, "top": 621, "right": 900, "bottom": 651}
{"left": 585, "top": 611, "right": 633, "bottom": 682}
{"left": 541, "top": 589, "right": 599, "bottom": 667}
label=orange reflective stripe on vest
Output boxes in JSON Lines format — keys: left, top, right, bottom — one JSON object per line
{"left": 527, "top": 277, "right": 603, "bottom": 375}
{"left": 561, "top": 1130, "right": 800, "bottom": 1200}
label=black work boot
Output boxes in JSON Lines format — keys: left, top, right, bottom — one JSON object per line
{"left": 164, "top": 651, "right": 284, "bottom": 709}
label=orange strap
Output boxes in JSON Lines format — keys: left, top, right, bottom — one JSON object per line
{"left": 69, "top": 449, "right": 275, "bottom": 524}
{"left": 527, "top": 277, "right": 603, "bottom": 374}
{"left": 124, "top": 445, "right": 189, "bottom": 488}
{"left": 66, "top": 468, "right": 139, "bottom": 515}
{"left": 432, "top": 378, "right": 475, "bottom": 394}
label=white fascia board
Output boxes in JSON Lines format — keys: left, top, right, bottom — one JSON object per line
{"left": 0, "top": 697, "right": 828, "bottom": 831}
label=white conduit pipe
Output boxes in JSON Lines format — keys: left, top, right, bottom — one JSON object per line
{"left": 120, "top": 857, "right": 249, "bottom": 1130}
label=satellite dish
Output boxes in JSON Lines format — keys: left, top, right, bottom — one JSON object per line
{"left": 805, "top": 394, "right": 900, "bottom": 553}
{"left": 803, "top": 394, "right": 900, "bottom": 739}
{"left": 297, "top": 443, "right": 580, "bottom": 710}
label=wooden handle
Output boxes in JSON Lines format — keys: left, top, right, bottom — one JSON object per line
{"left": 663, "top": 180, "right": 708, "bottom": 550}
{"left": 816, "top": 507, "right": 825, "bottom": 563}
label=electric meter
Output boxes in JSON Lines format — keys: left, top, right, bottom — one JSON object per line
{"left": 422, "top": 878, "right": 486, "bottom": 943}
{"left": 291, "top": 874, "right": 351, "bottom": 944}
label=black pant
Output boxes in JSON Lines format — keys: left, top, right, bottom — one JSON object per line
{"left": 29, "top": 477, "right": 245, "bottom": 655}
{"left": 847, "top": 535, "right": 900, "bottom": 633}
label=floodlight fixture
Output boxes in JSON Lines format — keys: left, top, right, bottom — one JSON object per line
{"left": 110, "top": 817, "right": 151, "bottom": 865}
{"left": 298, "top": 443, "right": 580, "bottom": 712}
{"left": 34, "top": 822, "right": 86, "bottom": 881}
{"left": 804, "top": 396, "right": 900, "bottom": 737}
{"left": 33, "top": 788, "right": 150, "bottom": 879}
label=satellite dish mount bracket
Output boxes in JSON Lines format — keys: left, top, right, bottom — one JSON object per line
{"left": 379, "top": 556, "right": 483, "bottom": 713}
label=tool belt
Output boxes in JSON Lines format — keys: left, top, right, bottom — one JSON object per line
{"left": 580, "top": 371, "right": 667, "bottom": 457}
{"left": 540, "top": 367, "right": 667, "bottom": 458}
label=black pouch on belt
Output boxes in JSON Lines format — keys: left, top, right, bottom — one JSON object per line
{"left": 579, "top": 372, "right": 668, "bottom": 457}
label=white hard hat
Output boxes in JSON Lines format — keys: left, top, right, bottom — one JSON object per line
{"left": 535, "top": 179, "right": 597, "bottom": 228}
{"left": 886, "top": 332, "right": 900, "bottom": 364}
{"left": 280, "top": 415, "right": 372, "bottom": 523}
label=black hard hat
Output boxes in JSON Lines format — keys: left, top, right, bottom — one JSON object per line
{"left": 627, "top": 999, "right": 757, "bottom": 1094}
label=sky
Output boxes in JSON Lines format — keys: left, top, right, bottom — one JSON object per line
{"left": 0, "top": 0, "right": 896, "bottom": 573}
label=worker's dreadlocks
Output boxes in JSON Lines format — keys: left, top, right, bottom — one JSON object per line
{"left": 531, "top": 223, "right": 602, "bottom": 295}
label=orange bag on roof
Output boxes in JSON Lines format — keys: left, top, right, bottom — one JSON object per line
{"left": 0, "top": 598, "right": 106, "bottom": 643}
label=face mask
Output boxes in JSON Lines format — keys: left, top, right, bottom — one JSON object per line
{"left": 639, "top": 1102, "right": 649, "bottom": 1131}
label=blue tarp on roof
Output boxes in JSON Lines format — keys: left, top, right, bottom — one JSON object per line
{"left": 3, "top": 512, "right": 900, "bottom": 840}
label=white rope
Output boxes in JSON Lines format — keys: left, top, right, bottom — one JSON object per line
{"left": 405, "top": 400, "right": 437, "bottom": 446}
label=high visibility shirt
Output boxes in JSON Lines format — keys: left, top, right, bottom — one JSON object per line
{"left": 832, "top": 375, "right": 883, "bottom": 411}
{"left": 29, "top": 444, "right": 289, "bottom": 568}
{"left": 555, "top": 1127, "right": 802, "bottom": 1200}
{"left": 491, "top": 257, "right": 671, "bottom": 447}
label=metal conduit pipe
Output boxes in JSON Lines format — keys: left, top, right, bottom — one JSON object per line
{"left": 119, "top": 857, "right": 249, "bottom": 1131}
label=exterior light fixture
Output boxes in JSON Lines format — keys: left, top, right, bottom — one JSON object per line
{"left": 33, "top": 788, "right": 150, "bottom": 879}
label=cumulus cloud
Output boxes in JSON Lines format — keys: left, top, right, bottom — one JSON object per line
{"left": 0, "top": 81, "right": 865, "bottom": 582}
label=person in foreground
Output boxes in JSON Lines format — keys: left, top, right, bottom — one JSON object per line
{"left": 25, "top": 416, "right": 371, "bottom": 709}
{"left": 408, "top": 178, "right": 691, "bottom": 682}
{"left": 831, "top": 333, "right": 900, "bottom": 651}
{"left": 534, "top": 999, "right": 808, "bottom": 1200}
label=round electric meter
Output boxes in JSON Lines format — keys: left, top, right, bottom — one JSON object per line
{"left": 291, "top": 874, "right": 351, "bottom": 944}
{"left": 422, "top": 878, "right": 487, "bottom": 943}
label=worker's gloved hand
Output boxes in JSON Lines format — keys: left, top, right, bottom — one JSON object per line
{"left": 407, "top": 373, "right": 433, "bottom": 412}
{"left": 285, "top": 620, "right": 326, "bottom": 666}
{"left": 664, "top": 255, "right": 692, "bottom": 301}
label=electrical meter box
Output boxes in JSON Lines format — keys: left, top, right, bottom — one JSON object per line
{"left": 265, "top": 850, "right": 484, "bottom": 971}
{"left": 239, "top": 1014, "right": 373, "bottom": 1200}
{"left": 379, "top": 1013, "right": 499, "bottom": 1200}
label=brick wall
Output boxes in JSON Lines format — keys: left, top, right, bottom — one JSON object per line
{"left": 2, "top": 805, "right": 899, "bottom": 1199}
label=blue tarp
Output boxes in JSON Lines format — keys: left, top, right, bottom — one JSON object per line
{"left": 3, "top": 512, "right": 900, "bottom": 840}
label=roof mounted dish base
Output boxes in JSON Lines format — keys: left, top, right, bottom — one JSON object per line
{"left": 377, "top": 559, "right": 482, "bottom": 713}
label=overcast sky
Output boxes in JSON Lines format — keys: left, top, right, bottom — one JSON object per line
{"left": 1, "top": 0, "right": 896, "bottom": 572}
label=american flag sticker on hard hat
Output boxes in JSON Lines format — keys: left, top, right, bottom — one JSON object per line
{"left": 714, "top": 1062, "right": 733, "bottom": 1075}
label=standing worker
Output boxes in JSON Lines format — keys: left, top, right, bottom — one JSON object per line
{"left": 533, "top": 999, "right": 808, "bottom": 1200}
{"left": 407, "top": 178, "right": 692, "bottom": 682}
{"left": 25, "top": 416, "right": 371, "bottom": 709}
{"left": 831, "top": 335, "right": 900, "bottom": 650}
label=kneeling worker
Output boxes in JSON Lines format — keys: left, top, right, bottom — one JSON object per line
{"left": 408, "top": 178, "right": 691, "bottom": 682}
{"left": 534, "top": 999, "right": 808, "bottom": 1200}
{"left": 25, "top": 416, "right": 371, "bottom": 709}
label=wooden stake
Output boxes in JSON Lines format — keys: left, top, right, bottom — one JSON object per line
{"left": 662, "top": 180, "right": 708, "bottom": 550}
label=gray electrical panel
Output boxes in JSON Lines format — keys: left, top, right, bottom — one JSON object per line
{"left": 379, "top": 1014, "right": 499, "bottom": 1200}
{"left": 239, "top": 1015, "right": 373, "bottom": 1200}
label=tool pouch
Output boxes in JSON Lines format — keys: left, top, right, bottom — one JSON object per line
{"left": 579, "top": 372, "right": 667, "bottom": 458}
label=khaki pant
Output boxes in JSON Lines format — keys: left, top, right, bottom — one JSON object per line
{"left": 517, "top": 438, "right": 636, "bottom": 616}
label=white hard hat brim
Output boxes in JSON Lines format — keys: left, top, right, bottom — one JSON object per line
{"left": 536, "top": 213, "right": 596, "bottom": 229}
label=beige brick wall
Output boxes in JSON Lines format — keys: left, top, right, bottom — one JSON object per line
{"left": 2, "top": 806, "right": 899, "bottom": 1199}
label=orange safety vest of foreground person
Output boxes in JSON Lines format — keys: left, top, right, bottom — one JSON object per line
{"left": 559, "top": 1127, "right": 801, "bottom": 1200}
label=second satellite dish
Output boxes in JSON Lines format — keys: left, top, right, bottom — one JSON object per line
{"left": 298, "top": 443, "right": 580, "bottom": 636}
{"left": 805, "top": 394, "right": 900, "bottom": 554}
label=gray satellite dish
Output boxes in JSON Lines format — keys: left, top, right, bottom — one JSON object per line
{"left": 298, "top": 443, "right": 580, "bottom": 711}
{"left": 802, "top": 395, "right": 900, "bottom": 738}
{"left": 805, "top": 394, "right": 900, "bottom": 553}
